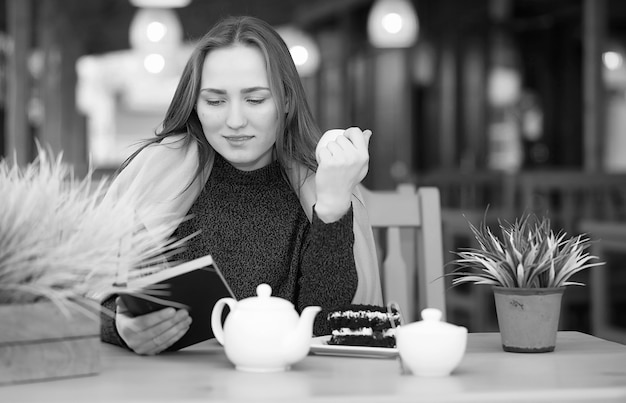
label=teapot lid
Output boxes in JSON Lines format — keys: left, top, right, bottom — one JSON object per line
{"left": 402, "top": 308, "right": 464, "bottom": 333}
{"left": 238, "top": 283, "right": 294, "bottom": 311}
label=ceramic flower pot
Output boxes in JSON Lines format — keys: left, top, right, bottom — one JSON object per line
{"left": 493, "top": 286, "right": 566, "bottom": 353}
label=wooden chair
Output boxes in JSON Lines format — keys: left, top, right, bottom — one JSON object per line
{"left": 516, "top": 171, "right": 626, "bottom": 235}
{"left": 416, "top": 170, "right": 515, "bottom": 331}
{"left": 578, "top": 220, "right": 626, "bottom": 344}
{"left": 440, "top": 209, "right": 500, "bottom": 332}
{"left": 360, "top": 184, "right": 446, "bottom": 322}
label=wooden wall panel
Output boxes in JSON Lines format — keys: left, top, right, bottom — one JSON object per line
{"left": 5, "top": 0, "right": 32, "bottom": 164}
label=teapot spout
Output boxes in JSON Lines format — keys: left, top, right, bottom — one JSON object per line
{"left": 284, "top": 305, "right": 321, "bottom": 364}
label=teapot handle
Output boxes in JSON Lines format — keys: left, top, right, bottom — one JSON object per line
{"left": 211, "top": 297, "right": 235, "bottom": 345}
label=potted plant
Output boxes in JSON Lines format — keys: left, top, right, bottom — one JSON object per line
{"left": 449, "top": 214, "right": 603, "bottom": 353}
{"left": 0, "top": 146, "right": 182, "bottom": 384}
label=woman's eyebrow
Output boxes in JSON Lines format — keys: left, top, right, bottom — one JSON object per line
{"left": 241, "top": 86, "right": 271, "bottom": 94}
{"left": 200, "top": 88, "right": 226, "bottom": 95}
{"left": 199, "top": 86, "right": 271, "bottom": 95}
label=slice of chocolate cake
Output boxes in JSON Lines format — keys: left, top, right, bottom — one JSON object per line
{"left": 327, "top": 304, "right": 401, "bottom": 348}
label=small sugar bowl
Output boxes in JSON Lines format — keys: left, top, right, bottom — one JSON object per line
{"left": 396, "top": 308, "right": 467, "bottom": 377}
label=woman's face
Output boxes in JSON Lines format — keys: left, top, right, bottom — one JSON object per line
{"left": 196, "top": 45, "right": 279, "bottom": 171}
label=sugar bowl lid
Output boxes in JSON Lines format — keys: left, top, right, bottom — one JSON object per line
{"left": 402, "top": 308, "right": 466, "bottom": 334}
{"left": 237, "top": 283, "right": 294, "bottom": 311}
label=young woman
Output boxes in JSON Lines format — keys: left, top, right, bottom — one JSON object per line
{"left": 101, "top": 15, "right": 381, "bottom": 355}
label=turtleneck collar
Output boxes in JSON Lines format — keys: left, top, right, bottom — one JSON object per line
{"left": 211, "top": 152, "right": 283, "bottom": 185}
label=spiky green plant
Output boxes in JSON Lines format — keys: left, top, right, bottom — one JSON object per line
{"left": 0, "top": 146, "right": 187, "bottom": 316}
{"left": 449, "top": 214, "right": 603, "bottom": 288}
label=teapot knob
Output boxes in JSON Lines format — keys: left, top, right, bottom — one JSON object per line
{"left": 421, "top": 308, "right": 442, "bottom": 322}
{"left": 256, "top": 283, "right": 272, "bottom": 298}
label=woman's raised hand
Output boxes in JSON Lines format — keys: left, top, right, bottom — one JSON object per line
{"left": 115, "top": 297, "right": 192, "bottom": 355}
{"left": 314, "top": 127, "right": 372, "bottom": 223}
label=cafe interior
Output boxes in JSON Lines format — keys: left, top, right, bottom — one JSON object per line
{"left": 1, "top": 0, "right": 626, "bottom": 396}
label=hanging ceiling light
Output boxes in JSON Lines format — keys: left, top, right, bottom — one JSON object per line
{"left": 276, "top": 26, "right": 321, "bottom": 77}
{"left": 603, "top": 51, "right": 623, "bottom": 71}
{"left": 602, "top": 44, "right": 626, "bottom": 88}
{"left": 487, "top": 67, "right": 522, "bottom": 108}
{"left": 488, "top": 35, "right": 522, "bottom": 108}
{"left": 368, "top": 0, "right": 419, "bottom": 48}
{"left": 129, "top": 7, "right": 183, "bottom": 75}
{"left": 129, "top": 8, "right": 183, "bottom": 52}
{"left": 129, "top": 0, "right": 191, "bottom": 7}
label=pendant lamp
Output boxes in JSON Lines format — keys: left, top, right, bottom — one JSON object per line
{"left": 487, "top": 67, "right": 521, "bottom": 108}
{"left": 129, "top": 7, "right": 183, "bottom": 75}
{"left": 368, "top": 0, "right": 419, "bottom": 48}
{"left": 129, "top": 0, "right": 191, "bottom": 7}
{"left": 276, "top": 26, "right": 321, "bottom": 77}
{"left": 129, "top": 8, "right": 183, "bottom": 52}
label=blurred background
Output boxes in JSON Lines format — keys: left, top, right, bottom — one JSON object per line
{"left": 1, "top": 0, "right": 625, "bottom": 340}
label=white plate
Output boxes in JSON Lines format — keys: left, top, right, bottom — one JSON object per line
{"left": 309, "top": 335, "right": 398, "bottom": 358}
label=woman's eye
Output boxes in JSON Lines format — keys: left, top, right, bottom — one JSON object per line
{"left": 205, "top": 99, "right": 224, "bottom": 106}
{"left": 247, "top": 98, "right": 265, "bottom": 105}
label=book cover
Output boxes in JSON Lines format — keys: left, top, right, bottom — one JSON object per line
{"left": 118, "top": 255, "right": 235, "bottom": 351}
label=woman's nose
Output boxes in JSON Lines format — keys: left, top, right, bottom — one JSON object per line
{"left": 226, "top": 102, "right": 247, "bottom": 129}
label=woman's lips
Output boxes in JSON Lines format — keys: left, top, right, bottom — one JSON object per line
{"left": 224, "top": 135, "right": 254, "bottom": 144}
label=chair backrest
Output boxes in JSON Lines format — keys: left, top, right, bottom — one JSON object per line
{"left": 360, "top": 184, "right": 446, "bottom": 322}
{"left": 578, "top": 220, "right": 626, "bottom": 345}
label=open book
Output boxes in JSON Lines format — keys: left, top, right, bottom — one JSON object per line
{"left": 117, "top": 255, "right": 235, "bottom": 351}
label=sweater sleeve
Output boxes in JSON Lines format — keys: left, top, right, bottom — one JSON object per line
{"left": 297, "top": 204, "right": 358, "bottom": 336}
{"left": 100, "top": 295, "right": 131, "bottom": 350}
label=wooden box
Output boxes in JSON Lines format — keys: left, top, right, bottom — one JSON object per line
{"left": 0, "top": 301, "right": 101, "bottom": 385}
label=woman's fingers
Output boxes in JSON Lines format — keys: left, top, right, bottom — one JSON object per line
{"left": 364, "top": 129, "right": 373, "bottom": 147}
{"left": 314, "top": 127, "right": 372, "bottom": 222}
{"left": 342, "top": 127, "right": 371, "bottom": 151}
{"left": 134, "top": 309, "right": 191, "bottom": 355}
{"left": 142, "top": 325, "right": 190, "bottom": 356}
{"left": 116, "top": 307, "right": 191, "bottom": 355}
{"left": 316, "top": 146, "right": 333, "bottom": 162}
{"left": 319, "top": 128, "right": 371, "bottom": 160}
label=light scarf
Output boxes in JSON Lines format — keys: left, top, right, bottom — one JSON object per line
{"left": 105, "top": 134, "right": 383, "bottom": 306}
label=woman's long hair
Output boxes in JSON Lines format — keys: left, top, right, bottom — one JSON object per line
{"left": 120, "top": 15, "right": 321, "bottom": 188}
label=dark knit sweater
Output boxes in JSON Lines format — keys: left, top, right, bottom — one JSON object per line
{"left": 100, "top": 154, "right": 358, "bottom": 348}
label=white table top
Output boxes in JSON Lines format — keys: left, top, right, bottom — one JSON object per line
{"left": 2, "top": 332, "right": 626, "bottom": 403}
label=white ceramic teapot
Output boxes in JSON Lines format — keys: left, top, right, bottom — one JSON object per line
{"left": 395, "top": 308, "right": 467, "bottom": 377}
{"left": 210, "top": 283, "right": 321, "bottom": 372}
